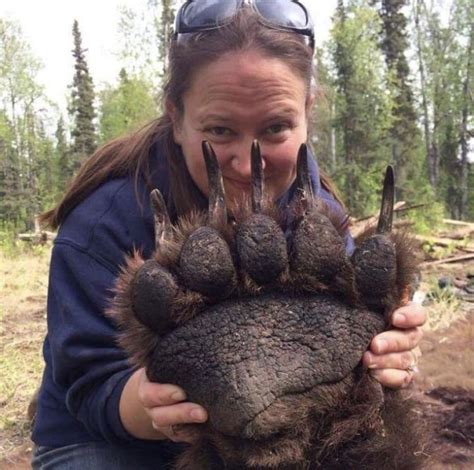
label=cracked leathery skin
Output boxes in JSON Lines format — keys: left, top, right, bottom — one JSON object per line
{"left": 109, "top": 142, "right": 423, "bottom": 469}
{"left": 147, "top": 293, "right": 385, "bottom": 437}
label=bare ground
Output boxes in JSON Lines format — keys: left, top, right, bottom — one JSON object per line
{"left": 0, "top": 246, "right": 472, "bottom": 469}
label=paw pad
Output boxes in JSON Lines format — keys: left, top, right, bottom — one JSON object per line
{"left": 108, "top": 140, "right": 419, "bottom": 468}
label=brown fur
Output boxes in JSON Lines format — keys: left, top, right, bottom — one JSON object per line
{"left": 108, "top": 175, "right": 425, "bottom": 468}
{"left": 172, "top": 374, "right": 425, "bottom": 469}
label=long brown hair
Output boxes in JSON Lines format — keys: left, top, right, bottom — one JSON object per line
{"left": 42, "top": 8, "right": 343, "bottom": 229}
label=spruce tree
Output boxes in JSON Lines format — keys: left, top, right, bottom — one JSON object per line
{"left": 375, "top": 0, "right": 422, "bottom": 201}
{"left": 69, "top": 20, "right": 96, "bottom": 170}
{"left": 332, "top": 0, "right": 393, "bottom": 216}
{"left": 0, "top": 111, "right": 22, "bottom": 223}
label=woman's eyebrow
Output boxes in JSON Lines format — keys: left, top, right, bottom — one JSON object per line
{"left": 199, "top": 113, "right": 234, "bottom": 123}
{"left": 202, "top": 109, "right": 298, "bottom": 121}
{"left": 262, "top": 109, "right": 298, "bottom": 122}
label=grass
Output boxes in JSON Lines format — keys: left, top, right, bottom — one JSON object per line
{"left": 0, "top": 245, "right": 50, "bottom": 462}
{"left": 420, "top": 275, "right": 465, "bottom": 332}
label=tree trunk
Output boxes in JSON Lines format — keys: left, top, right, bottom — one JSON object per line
{"left": 459, "top": 22, "right": 473, "bottom": 220}
{"left": 331, "top": 102, "right": 336, "bottom": 172}
{"left": 415, "top": 0, "right": 436, "bottom": 187}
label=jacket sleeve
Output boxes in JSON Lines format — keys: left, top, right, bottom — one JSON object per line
{"left": 47, "top": 240, "right": 137, "bottom": 443}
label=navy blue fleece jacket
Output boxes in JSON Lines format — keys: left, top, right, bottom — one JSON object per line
{"left": 31, "top": 141, "right": 354, "bottom": 448}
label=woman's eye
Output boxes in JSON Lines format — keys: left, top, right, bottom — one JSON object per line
{"left": 266, "top": 124, "right": 288, "bottom": 135}
{"left": 209, "top": 127, "right": 233, "bottom": 136}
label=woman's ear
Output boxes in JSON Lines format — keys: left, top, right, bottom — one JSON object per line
{"left": 166, "top": 99, "right": 183, "bottom": 145}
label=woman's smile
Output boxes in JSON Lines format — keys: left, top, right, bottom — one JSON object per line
{"left": 225, "top": 177, "right": 252, "bottom": 192}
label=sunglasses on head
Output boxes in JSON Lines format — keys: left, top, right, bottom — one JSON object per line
{"left": 173, "top": 0, "right": 315, "bottom": 49}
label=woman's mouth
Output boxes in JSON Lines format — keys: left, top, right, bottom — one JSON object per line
{"left": 225, "top": 178, "right": 252, "bottom": 191}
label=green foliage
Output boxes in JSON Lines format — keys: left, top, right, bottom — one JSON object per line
{"left": 0, "top": 18, "right": 54, "bottom": 229}
{"left": 374, "top": 0, "right": 424, "bottom": 201}
{"left": 410, "top": 200, "right": 444, "bottom": 235}
{"left": 329, "top": 0, "right": 394, "bottom": 216}
{"left": 412, "top": 0, "right": 473, "bottom": 220}
{"left": 116, "top": 0, "right": 177, "bottom": 86}
{"left": 98, "top": 69, "right": 157, "bottom": 143}
{"left": 69, "top": 20, "right": 96, "bottom": 169}
{"left": 311, "top": 48, "right": 337, "bottom": 172}
{"left": 0, "top": 219, "right": 52, "bottom": 258}
{"left": 0, "top": 220, "right": 26, "bottom": 256}
{"left": 0, "top": 2, "right": 471, "bottom": 230}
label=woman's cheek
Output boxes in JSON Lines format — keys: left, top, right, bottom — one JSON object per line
{"left": 186, "top": 155, "right": 210, "bottom": 196}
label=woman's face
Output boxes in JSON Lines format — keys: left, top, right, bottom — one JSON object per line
{"left": 171, "top": 50, "right": 312, "bottom": 211}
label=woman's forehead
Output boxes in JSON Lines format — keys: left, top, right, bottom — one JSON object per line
{"left": 190, "top": 50, "right": 305, "bottom": 89}
{"left": 183, "top": 51, "right": 307, "bottom": 119}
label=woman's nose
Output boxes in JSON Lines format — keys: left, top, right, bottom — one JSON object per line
{"left": 229, "top": 141, "right": 266, "bottom": 179}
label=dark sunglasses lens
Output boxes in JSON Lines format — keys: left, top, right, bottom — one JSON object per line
{"left": 182, "top": 0, "right": 241, "bottom": 28}
{"left": 255, "top": 0, "right": 309, "bottom": 29}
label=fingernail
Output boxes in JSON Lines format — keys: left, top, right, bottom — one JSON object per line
{"left": 190, "top": 408, "right": 206, "bottom": 422}
{"left": 171, "top": 390, "right": 186, "bottom": 402}
{"left": 392, "top": 313, "right": 405, "bottom": 325}
{"left": 365, "top": 353, "right": 377, "bottom": 369}
{"left": 376, "top": 339, "right": 388, "bottom": 354}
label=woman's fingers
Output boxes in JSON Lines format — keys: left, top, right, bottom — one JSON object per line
{"left": 363, "top": 347, "right": 421, "bottom": 371}
{"left": 161, "top": 424, "right": 199, "bottom": 443}
{"left": 135, "top": 369, "right": 208, "bottom": 444}
{"left": 138, "top": 379, "right": 187, "bottom": 408}
{"left": 369, "top": 368, "right": 415, "bottom": 389}
{"left": 370, "top": 327, "right": 423, "bottom": 355}
{"left": 391, "top": 302, "right": 427, "bottom": 329}
{"left": 149, "top": 401, "right": 208, "bottom": 428}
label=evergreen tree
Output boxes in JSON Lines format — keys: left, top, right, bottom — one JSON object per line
{"left": 413, "top": 0, "right": 473, "bottom": 219}
{"left": 456, "top": 0, "right": 473, "bottom": 220}
{"left": 312, "top": 48, "right": 337, "bottom": 173}
{"left": 0, "top": 110, "right": 22, "bottom": 223}
{"left": 0, "top": 18, "right": 50, "bottom": 229}
{"left": 374, "top": 0, "right": 423, "bottom": 201}
{"left": 69, "top": 20, "right": 96, "bottom": 170}
{"left": 331, "top": 0, "right": 393, "bottom": 216}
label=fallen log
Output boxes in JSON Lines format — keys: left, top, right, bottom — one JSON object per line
{"left": 17, "top": 215, "right": 56, "bottom": 244}
{"left": 350, "top": 202, "right": 411, "bottom": 238}
{"left": 350, "top": 202, "right": 427, "bottom": 239}
{"left": 442, "top": 219, "right": 474, "bottom": 228}
{"left": 421, "top": 253, "right": 474, "bottom": 267}
{"left": 351, "top": 202, "right": 407, "bottom": 224}
{"left": 415, "top": 234, "right": 474, "bottom": 251}
{"left": 18, "top": 231, "right": 56, "bottom": 244}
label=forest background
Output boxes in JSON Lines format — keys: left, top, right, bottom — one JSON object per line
{"left": 0, "top": 0, "right": 472, "bottom": 238}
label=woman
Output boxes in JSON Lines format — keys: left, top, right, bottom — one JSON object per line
{"left": 32, "top": 1, "right": 425, "bottom": 468}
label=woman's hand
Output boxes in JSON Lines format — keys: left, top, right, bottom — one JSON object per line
{"left": 120, "top": 368, "right": 208, "bottom": 442}
{"left": 137, "top": 369, "right": 208, "bottom": 443}
{"left": 362, "top": 302, "right": 426, "bottom": 388}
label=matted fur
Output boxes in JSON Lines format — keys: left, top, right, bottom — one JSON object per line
{"left": 173, "top": 375, "right": 425, "bottom": 469}
{"left": 108, "top": 173, "right": 425, "bottom": 468}
{"left": 106, "top": 252, "right": 157, "bottom": 366}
